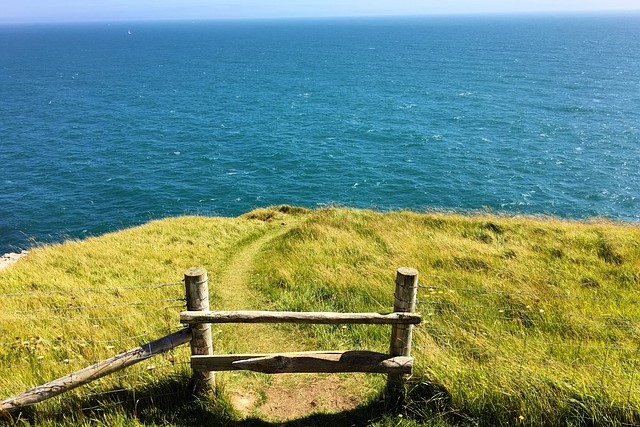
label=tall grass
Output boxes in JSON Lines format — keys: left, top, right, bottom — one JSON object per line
{"left": 1, "top": 206, "right": 639, "bottom": 425}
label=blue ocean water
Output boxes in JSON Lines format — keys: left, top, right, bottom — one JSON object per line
{"left": 1, "top": 14, "right": 639, "bottom": 254}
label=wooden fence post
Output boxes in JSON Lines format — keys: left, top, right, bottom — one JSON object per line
{"left": 185, "top": 267, "right": 215, "bottom": 394}
{"left": 388, "top": 267, "right": 418, "bottom": 393}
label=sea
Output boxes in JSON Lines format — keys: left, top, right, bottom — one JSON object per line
{"left": 1, "top": 13, "right": 639, "bottom": 254}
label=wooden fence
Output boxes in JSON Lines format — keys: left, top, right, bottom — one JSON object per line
{"left": 0, "top": 267, "right": 420, "bottom": 412}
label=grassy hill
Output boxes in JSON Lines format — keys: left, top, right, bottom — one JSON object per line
{"left": 1, "top": 206, "right": 640, "bottom": 426}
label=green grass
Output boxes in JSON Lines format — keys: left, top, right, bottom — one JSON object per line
{"left": 1, "top": 206, "right": 640, "bottom": 426}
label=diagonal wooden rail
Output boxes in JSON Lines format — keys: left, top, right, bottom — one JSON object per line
{"left": 0, "top": 329, "right": 191, "bottom": 413}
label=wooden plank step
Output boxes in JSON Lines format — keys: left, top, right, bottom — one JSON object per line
{"left": 191, "top": 350, "right": 413, "bottom": 374}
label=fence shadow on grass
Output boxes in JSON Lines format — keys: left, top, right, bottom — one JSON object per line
{"left": 3, "top": 373, "right": 459, "bottom": 427}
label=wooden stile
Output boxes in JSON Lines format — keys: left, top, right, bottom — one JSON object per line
{"left": 184, "top": 267, "right": 421, "bottom": 387}
{"left": 1, "top": 267, "right": 421, "bottom": 412}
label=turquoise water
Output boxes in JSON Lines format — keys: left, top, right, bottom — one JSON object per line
{"left": 1, "top": 14, "right": 639, "bottom": 253}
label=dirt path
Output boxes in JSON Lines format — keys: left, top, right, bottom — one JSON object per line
{"left": 211, "top": 218, "right": 304, "bottom": 356}
{"left": 212, "top": 218, "right": 366, "bottom": 421}
{"left": 214, "top": 221, "right": 295, "bottom": 311}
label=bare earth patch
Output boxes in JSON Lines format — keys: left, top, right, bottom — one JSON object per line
{"left": 230, "top": 375, "right": 363, "bottom": 421}
{"left": 230, "top": 389, "right": 260, "bottom": 414}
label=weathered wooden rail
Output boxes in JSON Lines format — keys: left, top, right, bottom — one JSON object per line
{"left": 180, "top": 310, "right": 421, "bottom": 325}
{"left": 0, "top": 266, "right": 420, "bottom": 413}
{"left": 191, "top": 351, "right": 414, "bottom": 374}
{"left": 0, "top": 330, "right": 192, "bottom": 412}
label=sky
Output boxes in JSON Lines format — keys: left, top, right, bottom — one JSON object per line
{"left": 2, "top": 0, "right": 640, "bottom": 24}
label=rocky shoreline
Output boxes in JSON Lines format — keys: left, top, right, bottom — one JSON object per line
{"left": 0, "top": 250, "right": 28, "bottom": 271}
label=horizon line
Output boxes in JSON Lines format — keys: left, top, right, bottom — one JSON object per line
{"left": 1, "top": 8, "right": 639, "bottom": 26}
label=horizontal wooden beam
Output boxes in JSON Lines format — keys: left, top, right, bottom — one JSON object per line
{"left": 180, "top": 310, "right": 421, "bottom": 325}
{"left": 191, "top": 350, "right": 413, "bottom": 374}
{"left": 191, "top": 351, "right": 346, "bottom": 371}
{"left": 0, "top": 328, "right": 192, "bottom": 412}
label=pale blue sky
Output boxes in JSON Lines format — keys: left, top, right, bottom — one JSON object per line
{"left": 3, "top": 0, "right": 640, "bottom": 24}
